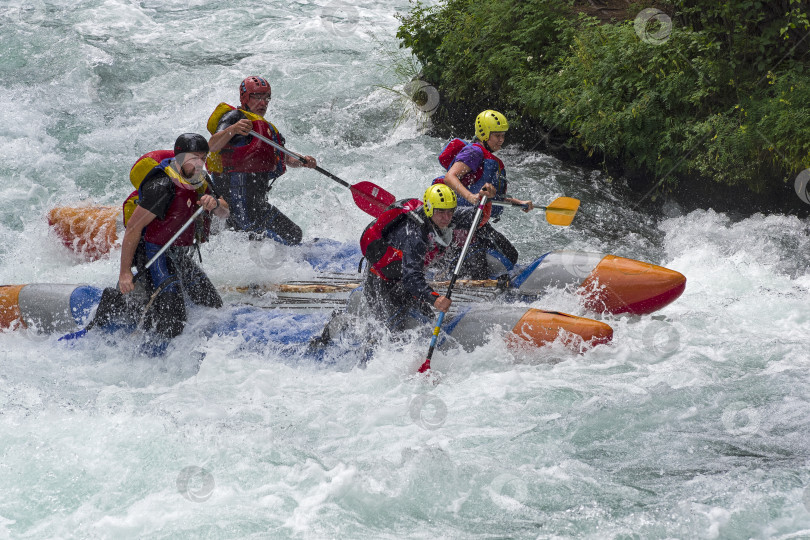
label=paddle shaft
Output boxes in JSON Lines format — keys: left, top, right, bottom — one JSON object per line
{"left": 142, "top": 174, "right": 221, "bottom": 270}
{"left": 491, "top": 200, "right": 529, "bottom": 210}
{"left": 490, "top": 199, "right": 576, "bottom": 213}
{"left": 248, "top": 130, "right": 394, "bottom": 217}
{"left": 249, "top": 130, "right": 351, "bottom": 189}
{"left": 143, "top": 206, "right": 205, "bottom": 270}
{"left": 491, "top": 196, "right": 579, "bottom": 226}
{"left": 419, "top": 195, "right": 489, "bottom": 373}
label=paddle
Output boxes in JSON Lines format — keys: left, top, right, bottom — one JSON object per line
{"left": 140, "top": 171, "right": 225, "bottom": 275}
{"left": 248, "top": 130, "right": 395, "bottom": 217}
{"left": 417, "top": 195, "right": 489, "bottom": 374}
{"left": 143, "top": 206, "right": 205, "bottom": 269}
{"left": 491, "top": 196, "right": 580, "bottom": 227}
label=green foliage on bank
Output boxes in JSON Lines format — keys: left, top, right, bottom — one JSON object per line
{"left": 397, "top": 0, "right": 810, "bottom": 194}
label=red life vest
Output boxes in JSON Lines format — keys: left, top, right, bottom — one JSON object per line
{"left": 361, "top": 199, "right": 426, "bottom": 281}
{"left": 435, "top": 138, "right": 507, "bottom": 218}
{"left": 206, "top": 103, "right": 286, "bottom": 176}
{"left": 123, "top": 158, "right": 210, "bottom": 247}
{"left": 361, "top": 199, "right": 487, "bottom": 281}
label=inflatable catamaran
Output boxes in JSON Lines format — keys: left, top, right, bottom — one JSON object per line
{"left": 0, "top": 281, "right": 615, "bottom": 353}
{"left": 0, "top": 221, "right": 685, "bottom": 357}
{"left": 0, "top": 191, "right": 686, "bottom": 357}
{"left": 46, "top": 204, "right": 686, "bottom": 316}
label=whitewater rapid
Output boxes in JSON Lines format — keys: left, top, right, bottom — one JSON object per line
{"left": 2, "top": 1, "right": 810, "bottom": 538}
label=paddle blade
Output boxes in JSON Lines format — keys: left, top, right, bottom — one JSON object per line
{"left": 350, "top": 181, "right": 396, "bottom": 218}
{"left": 544, "top": 197, "right": 580, "bottom": 226}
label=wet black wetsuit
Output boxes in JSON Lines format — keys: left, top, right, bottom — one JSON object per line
{"left": 364, "top": 207, "right": 487, "bottom": 332}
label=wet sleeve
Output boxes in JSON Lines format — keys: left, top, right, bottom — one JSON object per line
{"left": 216, "top": 109, "right": 250, "bottom": 147}
{"left": 451, "top": 207, "right": 477, "bottom": 230}
{"left": 138, "top": 173, "right": 174, "bottom": 220}
{"left": 454, "top": 144, "right": 484, "bottom": 172}
{"left": 397, "top": 221, "right": 437, "bottom": 305}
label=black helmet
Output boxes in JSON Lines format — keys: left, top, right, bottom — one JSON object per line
{"left": 174, "top": 133, "right": 209, "bottom": 155}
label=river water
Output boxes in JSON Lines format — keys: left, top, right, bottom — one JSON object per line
{"left": 2, "top": 1, "right": 810, "bottom": 538}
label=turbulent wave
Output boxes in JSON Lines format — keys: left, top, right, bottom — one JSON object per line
{"left": 1, "top": 1, "right": 810, "bottom": 538}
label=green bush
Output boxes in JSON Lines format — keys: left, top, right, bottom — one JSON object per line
{"left": 397, "top": 0, "right": 577, "bottom": 125}
{"left": 397, "top": 0, "right": 810, "bottom": 195}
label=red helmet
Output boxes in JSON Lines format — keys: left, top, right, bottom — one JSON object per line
{"left": 239, "top": 76, "right": 271, "bottom": 107}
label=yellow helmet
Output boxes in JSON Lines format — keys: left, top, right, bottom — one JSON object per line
{"left": 423, "top": 184, "right": 457, "bottom": 218}
{"left": 474, "top": 110, "right": 509, "bottom": 142}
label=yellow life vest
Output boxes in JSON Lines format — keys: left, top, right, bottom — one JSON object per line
{"left": 205, "top": 103, "right": 281, "bottom": 173}
{"left": 122, "top": 157, "right": 207, "bottom": 227}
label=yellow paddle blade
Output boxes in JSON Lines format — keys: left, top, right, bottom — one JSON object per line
{"left": 544, "top": 197, "right": 580, "bottom": 226}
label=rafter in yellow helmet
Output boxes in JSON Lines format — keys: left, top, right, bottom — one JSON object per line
{"left": 423, "top": 184, "right": 457, "bottom": 218}
{"left": 475, "top": 110, "right": 509, "bottom": 142}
